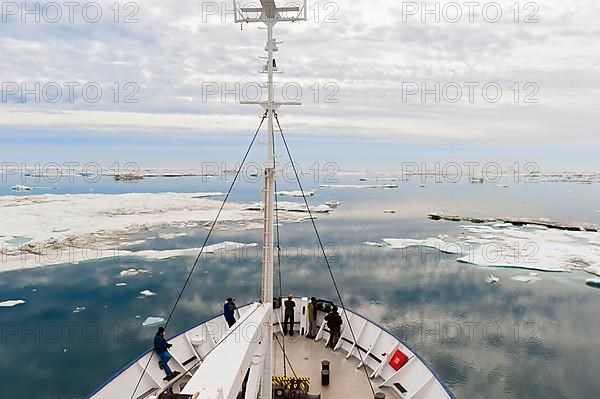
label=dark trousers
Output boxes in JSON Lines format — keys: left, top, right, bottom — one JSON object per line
{"left": 226, "top": 317, "right": 236, "bottom": 328}
{"left": 327, "top": 328, "right": 340, "bottom": 349}
{"left": 158, "top": 351, "right": 172, "bottom": 376}
{"left": 283, "top": 313, "right": 294, "bottom": 336}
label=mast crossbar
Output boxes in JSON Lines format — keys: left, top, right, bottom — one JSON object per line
{"left": 232, "top": 2, "right": 306, "bottom": 398}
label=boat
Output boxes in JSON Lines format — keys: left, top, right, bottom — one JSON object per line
{"left": 87, "top": 1, "right": 456, "bottom": 398}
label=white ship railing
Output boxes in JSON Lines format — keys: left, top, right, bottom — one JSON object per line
{"left": 88, "top": 298, "right": 456, "bottom": 399}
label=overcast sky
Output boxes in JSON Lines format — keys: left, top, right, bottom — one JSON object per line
{"left": 0, "top": 0, "right": 599, "bottom": 169}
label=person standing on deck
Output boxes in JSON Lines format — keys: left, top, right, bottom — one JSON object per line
{"left": 307, "top": 297, "right": 318, "bottom": 338}
{"left": 325, "top": 306, "right": 343, "bottom": 349}
{"left": 283, "top": 294, "right": 296, "bottom": 336}
{"left": 224, "top": 298, "right": 237, "bottom": 327}
{"left": 154, "top": 327, "right": 177, "bottom": 381}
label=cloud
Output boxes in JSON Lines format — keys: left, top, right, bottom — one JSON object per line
{"left": 0, "top": 0, "right": 598, "bottom": 149}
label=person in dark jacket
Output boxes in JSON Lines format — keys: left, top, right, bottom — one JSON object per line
{"left": 325, "top": 306, "right": 343, "bottom": 349}
{"left": 224, "top": 298, "right": 237, "bottom": 327}
{"left": 306, "top": 297, "right": 318, "bottom": 338}
{"left": 283, "top": 294, "right": 296, "bottom": 336}
{"left": 154, "top": 327, "right": 176, "bottom": 380}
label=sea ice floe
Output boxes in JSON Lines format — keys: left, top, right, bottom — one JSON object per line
{"left": 461, "top": 225, "right": 495, "bottom": 230}
{"left": 191, "top": 192, "right": 225, "bottom": 198}
{"left": 205, "top": 241, "right": 258, "bottom": 252}
{"left": 359, "top": 177, "right": 400, "bottom": 182}
{"left": 73, "top": 306, "right": 86, "bottom": 313}
{"left": 492, "top": 223, "right": 514, "bottom": 228}
{"left": 325, "top": 200, "right": 342, "bottom": 208}
{"left": 485, "top": 275, "right": 500, "bottom": 284}
{"left": 585, "top": 265, "right": 600, "bottom": 276}
{"left": 362, "top": 241, "right": 386, "bottom": 247}
{"left": 158, "top": 232, "right": 188, "bottom": 240}
{"left": 510, "top": 275, "right": 543, "bottom": 283}
{"left": 119, "top": 269, "right": 151, "bottom": 277}
{"left": 320, "top": 184, "right": 398, "bottom": 189}
{"left": 457, "top": 225, "right": 600, "bottom": 274}
{"left": 142, "top": 316, "right": 165, "bottom": 327}
{"left": 139, "top": 290, "right": 157, "bottom": 297}
{"left": 292, "top": 216, "right": 316, "bottom": 223}
{"left": 276, "top": 190, "right": 315, "bottom": 197}
{"left": 245, "top": 201, "right": 331, "bottom": 213}
{"left": 501, "top": 230, "right": 533, "bottom": 239}
{"left": 479, "top": 234, "right": 497, "bottom": 240}
{"left": 0, "top": 192, "right": 258, "bottom": 272}
{"left": 457, "top": 252, "right": 567, "bottom": 272}
{"left": 585, "top": 278, "right": 600, "bottom": 288}
{"left": 0, "top": 299, "right": 26, "bottom": 307}
{"left": 130, "top": 248, "right": 204, "bottom": 260}
{"left": 335, "top": 170, "right": 367, "bottom": 176}
{"left": 235, "top": 222, "right": 264, "bottom": 230}
{"left": 523, "top": 224, "right": 549, "bottom": 231}
{"left": 115, "top": 282, "right": 127, "bottom": 287}
{"left": 382, "top": 238, "right": 463, "bottom": 254}
{"left": 371, "top": 221, "right": 600, "bottom": 277}
{"left": 121, "top": 239, "right": 147, "bottom": 247}
{"left": 461, "top": 236, "right": 489, "bottom": 245}
{"left": 125, "top": 241, "right": 258, "bottom": 261}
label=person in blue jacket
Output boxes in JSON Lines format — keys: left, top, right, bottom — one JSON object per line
{"left": 154, "top": 327, "right": 177, "bottom": 380}
{"left": 224, "top": 298, "right": 237, "bottom": 327}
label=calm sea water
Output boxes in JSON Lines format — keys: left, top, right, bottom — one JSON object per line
{"left": 1, "top": 173, "right": 600, "bottom": 399}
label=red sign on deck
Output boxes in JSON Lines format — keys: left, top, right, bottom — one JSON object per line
{"left": 389, "top": 349, "right": 409, "bottom": 371}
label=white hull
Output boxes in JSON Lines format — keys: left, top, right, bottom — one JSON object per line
{"left": 88, "top": 298, "right": 455, "bottom": 399}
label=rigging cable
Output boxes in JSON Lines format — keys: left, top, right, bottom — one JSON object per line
{"left": 274, "top": 333, "right": 298, "bottom": 378}
{"left": 274, "top": 112, "right": 377, "bottom": 397}
{"left": 128, "top": 111, "right": 268, "bottom": 399}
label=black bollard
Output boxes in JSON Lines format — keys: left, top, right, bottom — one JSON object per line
{"left": 374, "top": 393, "right": 386, "bottom": 399}
{"left": 321, "top": 369, "right": 330, "bottom": 386}
{"left": 321, "top": 360, "right": 330, "bottom": 372}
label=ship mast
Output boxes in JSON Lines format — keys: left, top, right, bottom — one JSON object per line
{"left": 235, "top": 1, "right": 306, "bottom": 398}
